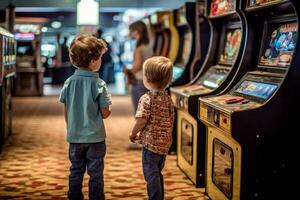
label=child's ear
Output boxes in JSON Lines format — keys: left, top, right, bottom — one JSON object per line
{"left": 91, "top": 59, "right": 97, "bottom": 64}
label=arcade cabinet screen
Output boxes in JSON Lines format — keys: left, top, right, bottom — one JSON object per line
{"left": 202, "top": 71, "right": 227, "bottom": 89}
{"left": 17, "top": 42, "right": 34, "bottom": 56}
{"left": 235, "top": 80, "right": 278, "bottom": 100}
{"left": 249, "top": 0, "right": 281, "bottom": 7}
{"left": 173, "top": 65, "right": 184, "bottom": 80}
{"left": 219, "top": 29, "right": 242, "bottom": 65}
{"left": 210, "top": 0, "right": 235, "bottom": 16}
{"left": 260, "top": 22, "right": 298, "bottom": 67}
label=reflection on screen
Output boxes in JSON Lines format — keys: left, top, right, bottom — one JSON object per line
{"left": 236, "top": 80, "right": 278, "bottom": 99}
{"left": 202, "top": 72, "right": 227, "bottom": 89}
{"left": 260, "top": 22, "right": 298, "bottom": 67}
{"left": 173, "top": 65, "right": 184, "bottom": 80}
{"left": 219, "top": 29, "right": 242, "bottom": 65}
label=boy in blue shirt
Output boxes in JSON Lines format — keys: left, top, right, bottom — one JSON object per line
{"left": 59, "top": 34, "right": 112, "bottom": 200}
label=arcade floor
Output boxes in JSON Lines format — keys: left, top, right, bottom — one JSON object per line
{"left": 0, "top": 95, "right": 208, "bottom": 200}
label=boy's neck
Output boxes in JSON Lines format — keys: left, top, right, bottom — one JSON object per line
{"left": 149, "top": 88, "right": 165, "bottom": 93}
{"left": 79, "top": 67, "right": 93, "bottom": 72}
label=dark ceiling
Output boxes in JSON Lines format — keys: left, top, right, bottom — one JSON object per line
{"left": 0, "top": 0, "right": 196, "bottom": 33}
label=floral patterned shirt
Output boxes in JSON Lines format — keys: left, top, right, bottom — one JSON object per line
{"left": 136, "top": 90, "right": 175, "bottom": 155}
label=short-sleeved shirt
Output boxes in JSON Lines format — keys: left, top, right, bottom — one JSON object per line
{"left": 59, "top": 69, "right": 112, "bottom": 143}
{"left": 136, "top": 90, "right": 174, "bottom": 155}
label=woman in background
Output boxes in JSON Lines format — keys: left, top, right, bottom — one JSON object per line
{"left": 123, "top": 21, "right": 153, "bottom": 112}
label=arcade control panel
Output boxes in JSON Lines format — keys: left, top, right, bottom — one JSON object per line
{"left": 199, "top": 71, "right": 282, "bottom": 133}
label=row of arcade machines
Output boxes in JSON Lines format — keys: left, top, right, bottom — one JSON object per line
{"left": 143, "top": 2, "right": 211, "bottom": 153}
{"left": 0, "top": 27, "right": 16, "bottom": 153}
{"left": 171, "top": 0, "right": 299, "bottom": 199}
{"left": 14, "top": 24, "right": 44, "bottom": 96}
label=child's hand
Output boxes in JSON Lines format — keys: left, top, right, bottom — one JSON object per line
{"left": 129, "top": 133, "right": 136, "bottom": 143}
{"left": 122, "top": 65, "right": 128, "bottom": 73}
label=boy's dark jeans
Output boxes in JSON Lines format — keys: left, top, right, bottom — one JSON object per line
{"left": 142, "top": 147, "right": 166, "bottom": 200}
{"left": 68, "top": 142, "right": 106, "bottom": 200}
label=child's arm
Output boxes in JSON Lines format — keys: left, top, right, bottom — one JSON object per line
{"left": 101, "top": 106, "right": 111, "bottom": 119}
{"left": 64, "top": 105, "right": 68, "bottom": 125}
{"left": 97, "top": 83, "right": 112, "bottom": 119}
{"left": 130, "top": 94, "right": 150, "bottom": 142}
{"left": 129, "top": 117, "right": 148, "bottom": 142}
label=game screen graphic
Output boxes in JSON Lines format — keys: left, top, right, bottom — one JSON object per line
{"left": 235, "top": 80, "right": 278, "bottom": 100}
{"left": 260, "top": 22, "right": 298, "bottom": 67}
{"left": 202, "top": 71, "right": 227, "bottom": 89}
{"left": 249, "top": 0, "right": 282, "bottom": 7}
{"left": 219, "top": 29, "right": 242, "bottom": 65}
{"left": 210, "top": 0, "right": 235, "bottom": 17}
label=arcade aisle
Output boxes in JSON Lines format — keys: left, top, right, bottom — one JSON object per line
{"left": 0, "top": 95, "right": 208, "bottom": 199}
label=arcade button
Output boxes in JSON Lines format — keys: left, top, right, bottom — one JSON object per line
{"left": 225, "top": 97, "right": 244, "bottom": 104}
{"left": 241, "top": 99, "right": 250, "bottom": 104}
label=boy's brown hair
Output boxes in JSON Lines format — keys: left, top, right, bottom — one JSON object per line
{"left": 143, "top": 56, "right": 173, "bottom": 89}
{"left": 69, "top": 34, "right": 107, "bottom": 68}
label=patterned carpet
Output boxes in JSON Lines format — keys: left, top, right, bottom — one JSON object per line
{"left": 0, "top": 95, "right": 208, "bottom": 200}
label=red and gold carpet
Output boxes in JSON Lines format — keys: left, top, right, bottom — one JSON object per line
{"left": 0, "top": 95, "right": 208, "bottom": 200}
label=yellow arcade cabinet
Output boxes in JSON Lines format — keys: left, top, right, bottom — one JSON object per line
{"left": 171, "top": 0, "right": 248, "bottom": 187}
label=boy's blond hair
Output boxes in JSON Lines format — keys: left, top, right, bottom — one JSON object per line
{"left": 69, "top": 34, "right": 107, "bottom": 68}
{"left": 143, "top": 56, "right": 173, "bottom": 89}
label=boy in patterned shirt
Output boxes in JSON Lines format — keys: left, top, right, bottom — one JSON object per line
{"left": 129, "top": 56, "right": 175, "bottom": 200}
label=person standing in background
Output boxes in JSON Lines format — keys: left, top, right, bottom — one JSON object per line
{"left": 123, "top": 21, "right": 153, "bottom": 112}
{"left": 61, "top": 36, "right": 70, "bottom": 63}
{"left": 97, "top": 29, "right": 114, "bottom": 83}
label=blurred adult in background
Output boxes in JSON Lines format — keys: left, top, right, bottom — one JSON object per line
{"left": 61, "top": 36, "right": 70, "bottom": 63}
{"left": 97, "top": 29, "right": 114, "bottom": 84}
{"left": 123, "top": 21, "right": 153, "bottom": 112}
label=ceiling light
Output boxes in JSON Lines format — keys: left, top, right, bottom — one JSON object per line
{"left": 51, "top": 21, "right": 62, "bottom": 29}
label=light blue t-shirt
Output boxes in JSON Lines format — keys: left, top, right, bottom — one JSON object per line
{"left": 59, "top": 69, "right": 112, "bottom": 143}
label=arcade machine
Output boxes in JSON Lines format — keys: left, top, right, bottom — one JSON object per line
{"left": 142, "top": 16, "right": 155, "bottom": 50}
{"left": 166, "top": 11, "right": 179, "bottom": 65}
{"left": 159, "top": 12, "right": 172, "bottom": 58}
{"left": 167, "top": 2, "right": 198, "bottom": 154}
{"left": 170, "top": 0, "right": 248, "bottom": 187}
{"left": 198, "top": 0, "right": 300, "bottom": 199}
{"left": 151, "top": 11, "right": 171, "bottom": 57}
{"left": 13, "top": 24, "right": 44, "bottom": 96}
{"left": 171, "top": 2, "right": 196, "bottom": 86}
{"left": 189, "top": 1, "right": 211, "bottom": 80}
{"left": 0, "top": 27, "right": 16, "bottom": 153}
